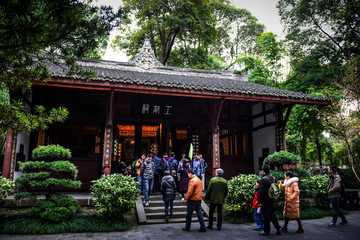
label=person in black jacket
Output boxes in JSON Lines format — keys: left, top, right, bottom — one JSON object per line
{"left": 161, "top": 170, "right": 177, "bottom": 222}
{"left": 257, "top": 164, "right": 281, "bottom": 236}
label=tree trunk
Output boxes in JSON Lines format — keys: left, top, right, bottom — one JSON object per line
{"left": 344, "top": 138, "right": 360, "bottom": 182}
{"left": 315, "top": 134, "right": 322, "bottom": 169}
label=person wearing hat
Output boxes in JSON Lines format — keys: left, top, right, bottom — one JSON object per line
{"left": 178, "top": 157, "right": 192, "bottom": 201}
{"left": 205, "top": 168, "right": 228, "bottom": 230}
{"left": 182, "top": 169, "right": 206, "bottom": 232}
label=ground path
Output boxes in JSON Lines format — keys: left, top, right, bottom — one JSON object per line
{"left": 1, "top": 210, "right": 360, "bottom": 240}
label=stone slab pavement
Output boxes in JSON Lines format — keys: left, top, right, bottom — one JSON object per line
{"left": 1, "top": 211, "right": 360, "bottom": 240}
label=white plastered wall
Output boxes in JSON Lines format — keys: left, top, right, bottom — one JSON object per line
{"left": 252, "top": 103, "right": 277, "bottom": 173}
{"left": 13, "top": 91, "right": 32, "bottom": 180}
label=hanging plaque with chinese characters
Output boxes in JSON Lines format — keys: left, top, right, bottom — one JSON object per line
{"left": 212, "top": 130, "right": 220, "bottom": 168}
{"left": 192, "top": 134, "right": 199, "bottom": 157}
{"left": 134, "top": 102, "right": 176, "bottom": 118}
{"left": 102, "top": 126, "right": 113, "bottom": 169}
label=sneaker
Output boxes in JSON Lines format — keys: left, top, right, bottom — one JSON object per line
{"left": 198, "top": 228, "right": 206, "bottom": 232}
{"left": 276, "top": 227, "right": 282, "bottom": 235}
{"left": 206, "top": 226, "right": 213, "bottom": 229}
{"left": 170, "top": 210, "right": 173, "bottom": 216}
{"left": 328, "top": 222, "right": 336, "bottom": 227}
{"left": 254, "top": 225, "right": 264, "bottom": 230}
{"left": 182, "top": 227, "right": 190, "bottom": 232}
{"left": 145, "top": 202, "right": 149, "bottom": 206}
{"left": 258, "top": 231, "right": 270, "bottom": 235}
{"left": 339, "top": 219, "right": 348, "bottom": 225}
{"left": 165, "top": 216, "right": 169, "bottom": 222}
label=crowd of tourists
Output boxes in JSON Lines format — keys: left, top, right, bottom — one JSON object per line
{"left": 115, "top": 152, "right": 349, "bottom": 235}
{"left": 133, "top": 151, "right": 206, "bottom": 207}
{"left": 251, "top": 164, "right": 348, "bottom": 235}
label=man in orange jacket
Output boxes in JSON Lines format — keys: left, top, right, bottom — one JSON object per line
{"left": 182, "top": 169, "right": 206, "bottom": 232}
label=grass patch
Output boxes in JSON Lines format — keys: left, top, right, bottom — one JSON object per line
{"left": 0, "top": 212, "right": 129, "bottom": 234}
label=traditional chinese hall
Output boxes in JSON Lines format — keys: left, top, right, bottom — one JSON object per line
{"left": 2, "top": 40, "right": 330, "bottom": 189}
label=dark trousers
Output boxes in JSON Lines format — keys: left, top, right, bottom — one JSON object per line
{"left": 164, "top": 200, "right": 174, "bottom": 216}
{"left": 208, "top": 203, "right": 223, "bottom": 228}
{"left": 153, "top": 173, "right": 160, "bottom": 193}
{"left": 330, "top": 197, "right": 346, "bottom": 223}
{"left": 262, "top": 203, "right": 280, "bottom": 234}
{"left": 254, "top": 208, "right": 264, "bottom": 226}
{"left": 185, "top": 200, "right": 206, "bottom": 230}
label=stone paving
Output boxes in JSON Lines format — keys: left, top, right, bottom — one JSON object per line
{"left": 1, "top": 210, "right": 360, "bottom": 240}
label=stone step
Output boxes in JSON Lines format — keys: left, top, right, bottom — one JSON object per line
{"left": 146, "top": 216, "right": 209, "bottom": 225}
{"left": 146, "top": 211, "right": 208, "bottom": 220}
{"left": 141, "top": 200, "right": 187, "bottom": 207}
{"left": 144, "top": 205, "right": 187, "bottom": 213}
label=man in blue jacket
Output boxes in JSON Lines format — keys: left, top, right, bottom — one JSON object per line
{"left": 165, "top": 152, "right": 179, "bottom": 191}
{"left": 152, "top": 150, "right": 163, "bottom": 194}
{"left": 192, "top": 153, "right": 205, "bottom": 179}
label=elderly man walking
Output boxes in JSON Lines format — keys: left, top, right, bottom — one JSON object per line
{"left": 182, "top": 169, "right": 206, "bottom": 232}
{"left": 205, "top": 168, "right": 228, "bottom": 230}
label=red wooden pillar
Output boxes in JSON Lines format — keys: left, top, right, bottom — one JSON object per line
{"left": 210, "top": 99, "right": 224, "bottom": 178}
{"left": 2, "top": 128, "right": 14, "bottom": 179}
{"left": 212, "top": 128, "right": 220, "bottom": 177}
{"left": 102, "top": 90, "right": 114, "bottom": 175}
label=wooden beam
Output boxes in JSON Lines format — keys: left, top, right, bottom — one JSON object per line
{"left": 213, "top": 98, "right": 225, "bottom": 130}
{"left": 34, "top": 78, "right": 331, "bottom": 106}
{"left": 252, "top": 121, "right": 278, "bottom": 131}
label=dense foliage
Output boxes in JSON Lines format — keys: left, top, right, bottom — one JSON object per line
{"left": 28, "top": 195, "right": 81, "bottom": 223}
{"left": 113, "top": 0, "right": 264, "bottom": 69}
{"left": 263, "top": 151, "right": 300, "bottom": 168}
{"left": 91, "top": 174, "right": 140, "bottom": 219}
{"left": 226, "top": 174, "right": 258, "bottom": 223}
{"left": 0, "top": 0, "right": 121, "bottom": 135}
{"left": 0, "top": 176, "right": 15, "bottom": 200}
{"left": 226, "top": 173, "right": 330, "bottom": 224}
{"left": 14, "top": 145, "right": 81, "bottom": 223}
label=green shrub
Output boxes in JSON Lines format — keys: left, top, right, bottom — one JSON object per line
{"left": 28, "top": 195, "right": 81, "bottom": 223}
{"left": 263, "top": 151, "right": 300, "bottom": 168}
{"left": 91, "top": 174, "right": 140, "bottom": 219}
{"left": 225, "top": 172, "right": 330, "bottom": 224}
{"left": 14, "top": 145, "right": 82, "bottom": 224}
{"left": 32, "top": 144, "right": 71, "bottom": 161}
{"left": 300, "top": 174, "right": 329, "bottom": 207}
{"left": 0, "top": 176, "right": 15, "bottom": 199}
{"left": 226, "top": 174, "right": 258, "bottom": 223}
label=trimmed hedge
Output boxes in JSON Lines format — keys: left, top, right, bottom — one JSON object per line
{"left": 32, "top": 144, "right": 71, "bottom": 161}
{"left": 263, "top": 151, "right": 300, "bottom": 167}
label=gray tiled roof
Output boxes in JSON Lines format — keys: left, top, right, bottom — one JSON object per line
{"left": 46, "top": 58, "right": 329, "bottom": 103}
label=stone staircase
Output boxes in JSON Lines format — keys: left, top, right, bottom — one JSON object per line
{"left": 136, "top": 194, "right": 210, "bottom": 224}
